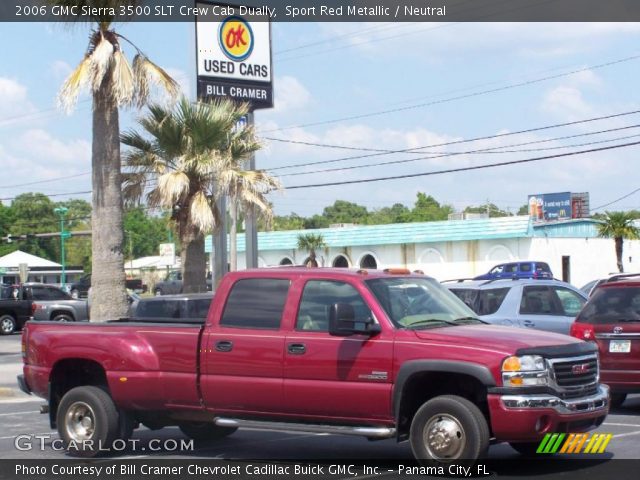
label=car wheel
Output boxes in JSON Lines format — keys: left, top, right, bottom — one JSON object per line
{"left": 70, "top": 289, "right": 80, "bottom": 299}
{"left": 509, "top": 442, "right": 542, "bottom": 457}
{"left": 178, "top": 422, "right": 237, "bottom": 441}
{"left": 52, "top": 313, "right": 74, "bottom": 322}
{"left": 610, "top": 393, "right": 627, "bottom": 408}
{"left": 154, "top": 289, "right": 163, "bottom": 297}
{"left": 0, "top": 314, "right": 16, "bottom": 335}
{"left": 410, "top": 395, "right": 489, "bottom": 464}
{"left": 56, "top": 386, "right": 119, "bottom": 457}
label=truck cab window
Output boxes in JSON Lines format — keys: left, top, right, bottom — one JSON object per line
{"left": 220, "top": 278, "right": 290, "bottom": 329}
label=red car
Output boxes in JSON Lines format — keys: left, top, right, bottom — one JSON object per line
{"left": 570, "top": 275, "right": 640, "bottom": 407}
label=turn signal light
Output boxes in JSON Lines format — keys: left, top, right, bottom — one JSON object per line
{"left": 383, "top": 268, "right": 411, "bottom": 275}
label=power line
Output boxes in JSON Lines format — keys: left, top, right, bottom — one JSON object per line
{"left": 592, "top": 187, "right": 640, "bottom": 211}
{"left": 261, "top": 53, "right": 640, "bottom": 134}
{"left": 267, "top": 109, "right": 640, "bottom": 171}
{"left": 278, "top": 130, "right": 640, "bottom": 178}
{"left": 0, "top": 190, "right": 92, "bottom": 202}
{"left": 284, "top": 140, "right": 640, "bottom": 189}
{"left": 0, "top": 172, "right": 90, "bottom": 189}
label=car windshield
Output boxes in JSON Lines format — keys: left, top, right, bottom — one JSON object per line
{"left": 577, "top": 286, "right": 640, "bottom": 324}
{"left": 449, "top": 287, "right": 510, "bottom": 315}
{"left": 366, "top": 277, "right": 482, "bottom": 329}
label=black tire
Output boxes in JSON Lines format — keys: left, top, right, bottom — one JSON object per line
{"left": 610, "top": 393, "right": 627, "bottom": 408}
{"left": 56, "top": 386, "right": 119, "bottom": 457}
{"left": 52, "top": 313, "right": 74, "bottom": 322}
{"left": 509, "top": 442, "right": 541, "bottom": 457}
{"left": 0, "top": 314, "right": 16, "bottom": 335}
{"left": 119, "top": 410, "right": 136, "bottom": 442}
{"left": 410, "top": 395, "right": 490, "bottom": 464}
{"left": 178, "top": 422, "right": 237, "bottom": 441}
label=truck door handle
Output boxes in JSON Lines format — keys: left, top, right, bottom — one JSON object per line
{"left": 287, "top": 343, "right": 306, "bottom": 355}
{"left": 523, "top": 320, "right": 535, "bottom": 327}
{"left": 215, "top": 340, "right": 233, "bottom": 352}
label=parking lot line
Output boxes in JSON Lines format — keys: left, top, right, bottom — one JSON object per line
{"left": 604, "top": 422, "right": 640, "bottom": 428}
{"left": 0, "top": 410, "right": 37, "bottom": 417}
{"left": 613, "top": 430, "right": 640, "bottom": 439}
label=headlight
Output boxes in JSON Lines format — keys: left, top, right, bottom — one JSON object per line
{"left": 502, "top": 355, "right": 549, "bottom": 387}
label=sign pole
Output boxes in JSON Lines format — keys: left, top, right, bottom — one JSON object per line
{"left": 213, "top": 192, "right": 228, "bottom": 286}
{"left": 245, "top": 112, "right": 258, "bottom": 269}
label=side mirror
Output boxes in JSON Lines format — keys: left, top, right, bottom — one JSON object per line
{"left": 329, "top": 303, "right": 381, "bottom": 337}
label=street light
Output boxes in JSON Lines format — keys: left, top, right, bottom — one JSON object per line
{"left": 53, "top": 207, "right": 70, "bottom": 287}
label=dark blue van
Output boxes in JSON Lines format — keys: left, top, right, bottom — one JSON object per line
{"left": 473, "top": 261, "right": 553, "bottom": 280}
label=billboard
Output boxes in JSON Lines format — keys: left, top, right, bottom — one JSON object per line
{"left": 528, "top": 192, "right": 590, "bottom": 221}
{"left": 195, "top": 3, "right": 273, "bottom": 109}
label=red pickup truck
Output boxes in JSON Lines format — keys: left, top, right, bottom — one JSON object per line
{"left": 19, "top": 268, "right": 609, "bottom": 462}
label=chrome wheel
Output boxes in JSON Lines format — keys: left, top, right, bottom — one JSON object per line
{"left": 423, "top": 413, "right": 466, "bottom": 460}
{"left": 65, "top": 401, "right": 96, "bottom": 442}
{"left": 0, "top": 316, "right": 15, "bottom": 335}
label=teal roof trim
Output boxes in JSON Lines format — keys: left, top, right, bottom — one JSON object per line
{"left": 531, "top": 218, "right": 603, "bottom": 238}
{"left": 205, "top": 216, "right": 533, "bottom": 253}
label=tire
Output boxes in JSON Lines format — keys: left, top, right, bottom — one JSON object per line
{"left": 56, "top": 386, "right": 119, "bottom": 457}
{"left": 70, "top": 289, "right": 80, "bottom": 299}
{"left": 52, "top": 313, "right": 74, "bottom": 322}
{"left": 610, "top": 393, "right": 627, "bottom": 408}
{"left": 509, "top": 442, "right": 541, "bottom": 457}
{"left": 0, "top": 314, "right": 16, "bottom": 335}
{"left": 119, "top": 410, "right": 136, "bottom": 442}
{"left": 410, "top": 395, "right": 490, "bottom": 464}
{"left": 178, "top": 422, "right": 237, "bottom": 441}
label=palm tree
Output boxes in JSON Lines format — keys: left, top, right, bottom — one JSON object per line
{"left": 54, "top": 0, "right": 179, "bottom": 320}
{"left": 297, "top": 233, "right": 327, "bottom": 267}
{"left": 121, "top": 98, "right": 271, "bottom": 291}
{"left": 597, "top": 211, "right": 640, "bottom": 273}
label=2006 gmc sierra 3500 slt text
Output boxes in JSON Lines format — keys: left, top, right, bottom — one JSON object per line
{"left": 18, "top": 268, "right": 609, "bottom": 462}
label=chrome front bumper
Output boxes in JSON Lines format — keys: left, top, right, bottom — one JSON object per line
{"left": 501, "top": 384, "right": 609, "bottom": 414}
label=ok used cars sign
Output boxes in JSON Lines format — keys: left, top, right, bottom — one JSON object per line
{"left": 196, "top": 2, "right": 273, "bottom": 110}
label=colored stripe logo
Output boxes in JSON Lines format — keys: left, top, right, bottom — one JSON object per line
{"left": 537, "top": 433, "right": 612, "bottom": 454}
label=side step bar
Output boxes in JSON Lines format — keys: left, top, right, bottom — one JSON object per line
{"left": 214, "top": 417, "right": 396, "bottom": 439}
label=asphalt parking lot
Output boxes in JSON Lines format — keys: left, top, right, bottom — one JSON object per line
{"left": 1, "top": 333, "right": 639, "bottom": 465}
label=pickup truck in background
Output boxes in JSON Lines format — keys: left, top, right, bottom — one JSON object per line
{"left": 0, "top": 285, "right": 32, "bottom": 335}
{"left": 19, "top": 268, "right": 609, "bottom": 462}
{"left": 15, "top": 283, "right": 90, "bottom": 323}
{"left": 153, "top": 270, "right": 213, "bottom": 296}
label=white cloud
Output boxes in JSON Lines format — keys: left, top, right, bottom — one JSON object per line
{"left": 541, "top": 86, "right": 595, "bottom": 120}
{"left": 50, "top": 60, "right": 73, "bottom": 80}
{"left": 273, "top": 75, "right": 312, "bottom": 113}
{"left": 0, "top": 77, "right": 37, "bottom": 122}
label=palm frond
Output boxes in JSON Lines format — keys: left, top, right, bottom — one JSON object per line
{"left": 57, "top": 55, "right": 92, "bottom": 112}
{"left": 189, "top": 191, "right": 215, "bottom": 233}
{"left": 158, "top": 171, "right": 190, "bottom": 205}
{"left": 110, "top": 49, "right": 135, "bottom": 105}
{"left": 89, "top": 34, "right": 115, "bottom": 92}
{"left": 133, "top": 54, "right": 180, "bottom": 107}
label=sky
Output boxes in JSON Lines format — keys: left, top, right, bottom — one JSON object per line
{"left": 1, "top": 21, "right": 640, "bottom": 217}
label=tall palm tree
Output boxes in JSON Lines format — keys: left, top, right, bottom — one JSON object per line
{"left": 597, "top": 211, "right": 640, "bottom": 273}
{"left": 297, "top": 233, "right": 327, "bottom": 267}
{"left": 223, "top": 168, "right": 282, "bottom": 271}
{"left": 54, "top": 0, "right": 179, "bottom": 320}
{"left": 121, "top": 98, "right": 270, "bottom": 291}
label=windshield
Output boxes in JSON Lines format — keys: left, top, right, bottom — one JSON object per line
{"left": 366, "top": 277, "right": 481, "bottom": 329}
{"left": 577, "top": 286, "right": 640, "bottom": 324}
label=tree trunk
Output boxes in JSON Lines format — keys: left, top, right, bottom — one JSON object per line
{"left": 180, "top": 215, "right": 207, "bottom": 293}
{"left": 615, "top": 236, "right": 624, "bottom": 273}
{"left": 229, "top": 199, "right": 237, "bottom": 271}
{"left": 89, "top": 77, "right": 128, "bottom": 321}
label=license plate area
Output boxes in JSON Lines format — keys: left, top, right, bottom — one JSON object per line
{"left": 609, "top": 339, "right": 631, "bottom": 353}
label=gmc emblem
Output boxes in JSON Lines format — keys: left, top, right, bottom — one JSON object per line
{"left": 572, "top": 364, "right": 590, "bottom": 375}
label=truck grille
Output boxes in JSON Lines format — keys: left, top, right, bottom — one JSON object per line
{"left": 550, "top": 355, "right": 598, "bottom": 391}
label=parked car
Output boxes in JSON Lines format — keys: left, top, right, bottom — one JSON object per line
{"left": 473, "top": 261, "right": 553, "bottom": 280}
{"left": 580, "top": 272, "right": 640, "bottom": 297}
{"left": 20, "top": 268, "right": 608, "bottom": 461}
{"left": 130, "top": 293, "right": 213, "bottom": 322}
{"left": 445, "top": 278, "right": 587, "bottom": 334}
{"left": 570, "top": 275, "right": 640, "bottom": 407}
{"left": 154, "top": 270, "right": 213, "bottom": 296}
{"left": 0, "top": 285, "right": 32, "bottom": 335}
{"left": 14, "top": 283, "right": 89, "bottom": 322}
{"left": 70, "top": 274, "right": 147, "bottom": 299}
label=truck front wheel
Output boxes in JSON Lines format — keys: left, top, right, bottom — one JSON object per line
{"left": 410, "top": 395, "right": 489, "bottom": 464}
{"left": 178, "top": 422, "right": 237, "bottom": 441}
{"left": 56, "top": 386, "right": 119, "bottom": 457}
{"left": 0, "top": 314, "right": 16, "bottom": 335}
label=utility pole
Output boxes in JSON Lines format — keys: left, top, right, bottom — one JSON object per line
{"left": 245, "top": 111, "right": 258, "bottom": 269}
{"left": 53, "top": 207, "right": 70, "bottom": 286}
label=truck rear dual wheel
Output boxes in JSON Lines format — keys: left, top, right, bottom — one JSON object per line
{"left": 0, "top": 314, "right": 16, "bottom": 335}
{"left": 178, "top": 422, "right": 237, "bottom": 441}
{"left": 56, "top": 386, "right": 119, "bottom": 457}
{"left": 410, "top": 395, "right": 490, "bottom": 464}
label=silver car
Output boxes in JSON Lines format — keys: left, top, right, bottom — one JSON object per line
{"left": 443, "top": 278, "right": 587, "bottom": 335}
{"left": 18, "top": 283, "right": 90, "bottom": 322}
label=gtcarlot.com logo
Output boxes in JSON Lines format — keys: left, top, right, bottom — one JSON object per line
{"left": 537, "top": 433, "right": 613, "bottom": 454}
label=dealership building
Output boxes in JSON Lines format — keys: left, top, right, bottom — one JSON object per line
{"left": 205, "top": 215, "right": 640, "bottom": 287}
